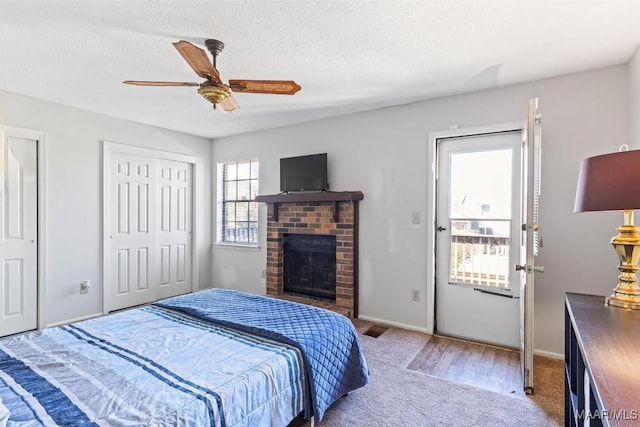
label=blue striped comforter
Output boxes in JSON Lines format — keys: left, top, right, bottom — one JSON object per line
{"left": 156, "top": 289, "right": 370, "bottom": 422}
{"left": 0, "top": 305, "right": 305, "bottom": 426}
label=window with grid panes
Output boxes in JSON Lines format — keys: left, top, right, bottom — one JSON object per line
{"left": 220, "top": 159, "right": 259, "bottom": 244}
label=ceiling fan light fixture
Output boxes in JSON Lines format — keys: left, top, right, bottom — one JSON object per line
{"left": 197, "top": 83, "right": 231, "bottom": 108}
{"left": 124, "top": 39, "right": 301, "bottom": 111}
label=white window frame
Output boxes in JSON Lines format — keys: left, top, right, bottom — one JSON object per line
{"left": 216, "top": 158, "right": 259, "bottom": 248}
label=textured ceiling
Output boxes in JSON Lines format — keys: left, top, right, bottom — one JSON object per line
{"left": 0, "top": 1, "right": 639, "bottom": 139}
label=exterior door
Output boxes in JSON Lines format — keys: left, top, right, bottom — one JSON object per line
{"left": 157, "top": 159, "right": 192, "bottom": 300}
{"left": 519, "top": 98, "right": 543, "bottom": 394}
{"left": 435, "top": 131, "right": 522, "bottom": 348}
{"left": 0, "top": 134, "right": 37, "bottom": 336}
{"left": 108, "top": 152, "right": 157, "bottom": 311}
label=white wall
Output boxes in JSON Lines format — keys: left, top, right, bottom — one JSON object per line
{"left": 212, "top": 65, "right": 629, "bottom": 355}
{"left": 630, "top": 44, "right": 640, "bottom": 143}
{"left": 0, "top": 89, "right": 212, "bottom": 327}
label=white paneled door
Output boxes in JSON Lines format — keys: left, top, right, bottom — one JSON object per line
{"left": 157, "top": 159, "right": 192, "bottom": 300}
{"left": 107, "top": 147, "right": 193, "bottom": 312}
{"left": 0, "top": 135, "right": 37, "bottom": 337}
{"left": 108, "top": 153, "right": 158, "bottom": 311}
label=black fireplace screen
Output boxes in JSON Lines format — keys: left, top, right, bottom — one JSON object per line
{"left": 283, "top": 234, "right": 336, "bottom": 301}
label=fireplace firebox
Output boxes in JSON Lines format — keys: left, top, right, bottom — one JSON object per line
{"left": 283, "top": 234, "right": 336, "bottom": 301}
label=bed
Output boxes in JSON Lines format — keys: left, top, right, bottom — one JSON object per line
{"left": 0, "top": 289, "right": 369, "bottom": 426}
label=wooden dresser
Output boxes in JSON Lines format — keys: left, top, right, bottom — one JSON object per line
{"left": 565, "top": 293, "right": 640, "bottom": 426}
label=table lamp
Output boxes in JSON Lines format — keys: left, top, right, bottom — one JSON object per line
{"left": 574, "top": 148, "right": 640, "bottom": 309}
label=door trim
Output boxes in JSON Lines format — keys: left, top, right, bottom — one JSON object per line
{"left": 0, "top": 124, "right": 47, "bottom": 330}
{"left": 426, "top": 121, "right": 523, "bottom": 335}
{"left": 102, "top": 141, "right": 200, "bottom": 314}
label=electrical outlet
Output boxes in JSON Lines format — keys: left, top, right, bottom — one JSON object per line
{"left": 260, "top": 270, "right": 267, "bottom": 288}
{"left": 80, "top": 280, "right": 90, "bottom": 294}
{"left": 411, "top": 289, "right": 420, "bottom": 302}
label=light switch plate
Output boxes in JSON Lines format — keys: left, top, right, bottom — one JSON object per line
{"left": 411, "top": 211, "right": 421, "bottom": 225}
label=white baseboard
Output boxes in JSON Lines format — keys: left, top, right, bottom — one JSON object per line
{"left": 357, "top": 315, "right": 430, "bottom": 334}
{"left": 45, "top": 312, "right": 104, "bottom": 328}
{"left": 533, "top": 348, "right": 563, "bottom": 360}
{"left": 358, "top": 315, "right": 564, "bottom": 359}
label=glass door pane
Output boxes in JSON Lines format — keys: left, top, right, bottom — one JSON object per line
{"left": 448, "top": 149, "right": 513, "bottom": 288}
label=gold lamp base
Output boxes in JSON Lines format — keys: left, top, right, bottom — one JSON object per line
{"left": 606, "top": 210, "right": 640, "bottom": 310}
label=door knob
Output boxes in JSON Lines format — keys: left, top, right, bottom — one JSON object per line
{"left": 437, "top": 226, "right": 447, "bottom": 232}
{"left": 515, "top": 264, "right": 526, "bottom": 271}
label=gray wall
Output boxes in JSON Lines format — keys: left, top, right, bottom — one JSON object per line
{"left": 212, "top": 65, "right": 629, "bottom": 356}
{"left": 0, "top": 90, "right": 213, "bottom": 326}
{"left": 630, "top": 44, "right": 640, "bottom": 143}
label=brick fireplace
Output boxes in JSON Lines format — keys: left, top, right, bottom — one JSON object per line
{"left": 255, "top": 191, "right": 363, "bottom": 318}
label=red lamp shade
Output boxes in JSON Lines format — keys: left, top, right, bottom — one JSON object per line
{"left": 574, "top": 150, "right": 640, "bottom": 213}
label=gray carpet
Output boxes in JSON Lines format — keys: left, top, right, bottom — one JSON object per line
{"left": 317, "top": 320, "right": 559, "bottom": 427}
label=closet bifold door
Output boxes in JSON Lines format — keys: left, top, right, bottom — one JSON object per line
{"left": 108, "top": 153, "right": 158, "bottom": 311}
{"left": 156, "top": 159, "right": 193, "bottom": 300}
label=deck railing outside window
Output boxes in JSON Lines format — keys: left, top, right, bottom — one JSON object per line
{"left": 222, "top": 226, "right": 258, "bottom": 244}
{"left": 449, "top": 220, "right": 510, "bottom": 288}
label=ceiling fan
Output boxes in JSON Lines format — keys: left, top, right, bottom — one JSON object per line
{"left": 123, "top": 39, "right": 301, "bottom": 111}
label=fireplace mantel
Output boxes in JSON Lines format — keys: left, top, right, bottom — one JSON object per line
{"left": 256, "top": 191, "right": 363, "bottom": 222}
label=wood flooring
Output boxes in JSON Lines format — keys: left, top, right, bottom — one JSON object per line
{"left": 406, "top": 335, "right": 524, "bottom": 396}
{"left": 406, "top": 334, "right": 565, "bottom": 423}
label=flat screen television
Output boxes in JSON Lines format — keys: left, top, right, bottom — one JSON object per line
{"left": 280, "top": 153, "right": 328, "bottom": 192}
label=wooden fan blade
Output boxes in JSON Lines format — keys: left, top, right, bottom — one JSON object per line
{"left": 219, "top": 94, "right": 239, "bottom": 112}
{"left": 123, "top": 80, "right": 199, "bottom": 87}
{"left": 228, "top": 80, "right": 301, "bottom": 95}
{"left": 173, "top": 40, "right": 221, "bottom": 82}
